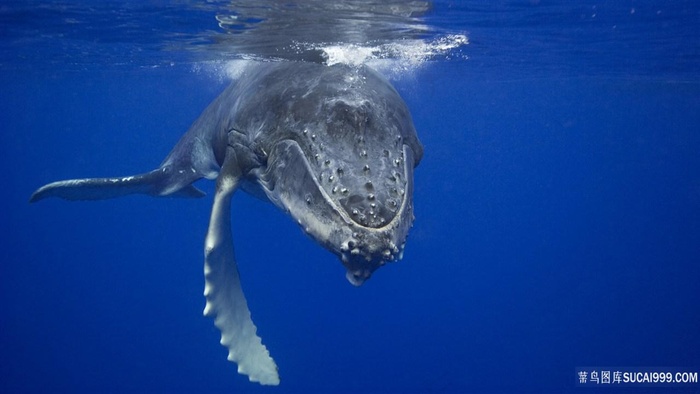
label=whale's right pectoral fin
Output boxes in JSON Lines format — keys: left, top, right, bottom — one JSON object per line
{"left": 29, "top": 167, "right": 206, "bottom": 203}
{"left": 203, "top": 147, "right": 280, "bottom": 386}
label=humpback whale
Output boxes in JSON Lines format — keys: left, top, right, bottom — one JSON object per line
{"left": 30, "top": 61, "right": 423, "bottom": 385}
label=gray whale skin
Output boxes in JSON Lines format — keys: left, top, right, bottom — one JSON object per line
{"left": 30, "top": 61, "right": 423, "bottom": 385}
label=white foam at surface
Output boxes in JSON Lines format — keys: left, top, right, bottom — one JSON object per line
{"left": 197, "top": 34, "right": 468, "bottom": 81}
{"left": 318, "top": 34, "right": 469, "bottom": 78}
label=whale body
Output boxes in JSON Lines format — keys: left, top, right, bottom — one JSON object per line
{"left": 30, "top": 61, "right": 423, "bottom": 385}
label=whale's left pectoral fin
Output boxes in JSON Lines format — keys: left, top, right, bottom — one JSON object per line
{"left": 203, "top": 148, "right": 279, "bottom": 386}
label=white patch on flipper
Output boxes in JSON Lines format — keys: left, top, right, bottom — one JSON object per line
{"left": 203, "top": 151, "right": 279, "bottom": 385}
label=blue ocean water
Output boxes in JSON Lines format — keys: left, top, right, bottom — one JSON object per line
{"left": 1, "top": 1, "right": 699, "bottom": 393}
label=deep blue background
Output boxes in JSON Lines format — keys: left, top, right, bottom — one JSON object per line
{"left": 2, "top": 2, "right": 700, "bottom": 392}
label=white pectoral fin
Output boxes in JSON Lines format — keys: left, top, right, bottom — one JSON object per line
{"left": 203, "top": 149, "right": 279, "bottom": 386}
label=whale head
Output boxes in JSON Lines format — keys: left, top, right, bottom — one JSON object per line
{"left": 243, "top": 63, "right": 423, "bottom": 285}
